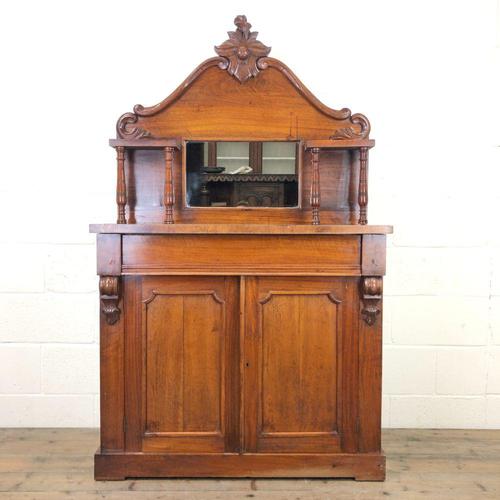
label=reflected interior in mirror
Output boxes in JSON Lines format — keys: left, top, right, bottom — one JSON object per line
{"left": 186, "top": 141, "right": 299, "bottom": 207}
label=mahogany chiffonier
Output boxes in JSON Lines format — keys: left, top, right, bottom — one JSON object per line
{"left": 91, "top": 15, "right": 392, "bottom": 481}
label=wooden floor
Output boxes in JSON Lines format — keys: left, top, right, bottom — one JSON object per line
{"left": 0, "top": 429, "right": 499, "bottom": 499}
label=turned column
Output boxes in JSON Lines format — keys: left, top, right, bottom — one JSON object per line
{"left": 116, "top": 146, "right": 127, "bottom": 224}
{"left": 358, "top": 147, "right": 369, "bottom": 225}
{"left": 164, "top": 146, "right": 175, "bottom": 224}
{"left": 348, "top": 150, "right": 358, "bottom": 224}
{"left": 310, "top": 147, "right": 321, "bottom": 225}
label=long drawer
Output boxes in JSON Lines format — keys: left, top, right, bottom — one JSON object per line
{"left": 122, "top": 234, "right": 361, "bottom": 276}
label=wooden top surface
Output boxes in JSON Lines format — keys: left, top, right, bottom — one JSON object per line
{"left": 109, "top": 138, "right": 182, "bottom": 148}
{"left": 89, "top": 224, "right": 393, "bottom": 235}
{"left": 305, "top": 139, "right": 375, "bottom": 149}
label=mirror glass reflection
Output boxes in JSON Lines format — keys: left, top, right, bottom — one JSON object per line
{"left": 186, "top": 141, "right": 299, "bottom": 207}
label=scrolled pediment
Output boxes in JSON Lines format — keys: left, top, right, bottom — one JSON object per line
{"left": 116, "top": 15, "right": 370, "bottom": 141}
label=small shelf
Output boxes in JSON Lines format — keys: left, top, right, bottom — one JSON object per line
{"left": 109, "top": 138, "right": 181, "bottom": 149}
{"left": 217, "top": 156, "right": 249, "bottom": 160}
{"left": 305, "top": 139, "right": 375, "bottom": 149}
{"left": 262, "top": 157, "right": 296, "bottom": 160}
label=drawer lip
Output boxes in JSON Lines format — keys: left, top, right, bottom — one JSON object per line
{"left": 121, "top": 267, "right": 361, "bottom": 276}
{"left": 122, "top": 234, "right": 362, "bottom": 276}
{"left": 90, "top": 223, "right": 393, "bottom": 235}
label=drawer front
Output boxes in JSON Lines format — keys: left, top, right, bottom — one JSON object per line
{"left": 122, "top": 234, "right": 361, "bottom": 276}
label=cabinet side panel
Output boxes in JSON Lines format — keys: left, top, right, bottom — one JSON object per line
{"left": 99, "top": 292, "right": 124, "bottom": 451}
{"left": 359, "top": 236, "right": 385, "bottom": 451}
{"left": 358, "top": 296, "right": 383, "bottom": 452}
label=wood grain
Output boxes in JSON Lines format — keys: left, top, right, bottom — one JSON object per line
{"left": 96, "top": 234, "right": 121, "bottom": 275}
{"left": 99, "top": 293, "right": 124, "bottom": 452}
{"left": 243, "top": 277, "right": 356, "bottom": 455}
{"left": 127, "top": 65, "right": 366, "bottom": 141}
{"left": 122, "top": 234, "right": 361, "bottom": 276}
{"left": 3, "top": 429, "right": 499, "bottom": 497}
{"left": 125, "top": 276, "right": 239, "bottom": 455}
{"left": 361, "top": 235, "right": 386, "bottom": 275}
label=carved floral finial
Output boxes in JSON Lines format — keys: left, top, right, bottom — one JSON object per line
{"left": 215, "top": 15, "right": 271, "bottom": 83}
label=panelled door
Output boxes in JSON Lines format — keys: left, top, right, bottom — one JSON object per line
{"left": 243, "top": 276, "right": 359, "bottom": 453}
{"left": 124, "top": 276, "right": 240, "bottom": 453}
{"left": 125, "top": 275, "right": 358, "bottom": 455}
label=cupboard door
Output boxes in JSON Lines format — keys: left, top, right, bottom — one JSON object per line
{"left": 243, "top": 277, "right": 358, "bottom": 453}
{"left": 124, "top": 276, "right": 239, "bottom": 453}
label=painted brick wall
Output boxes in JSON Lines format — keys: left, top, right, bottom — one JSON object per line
{"left": 0, "top": 0, "right": 498, "bottom": 427}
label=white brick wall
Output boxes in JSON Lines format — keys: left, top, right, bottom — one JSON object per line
{"left": 0, "top": 0, "right": 499, "bottom": 427}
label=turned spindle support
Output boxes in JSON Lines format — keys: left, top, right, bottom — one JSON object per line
{"left": 358, "top": 147, "right": 369, "bottom": 225}
{"left": 310, "top": 147, "right": 321, "bottom": 225}
{"left": 164, "top": 146, "right": 175, "bottom": 224}
{"left": 116, "top": 146, "right": 127, "bottom": 224}
{"left": 348, "top": 149, "right": 358, "bottom": 224}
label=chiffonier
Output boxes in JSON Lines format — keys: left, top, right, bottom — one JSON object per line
{"left": 91, "top": 15, "right": 392, "bottom": 481}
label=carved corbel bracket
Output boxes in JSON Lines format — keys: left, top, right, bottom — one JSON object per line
{"left": 99, "top": 276, "right": 121, "bottom": 325}
{"left": 361, "top": 276, "right": 382, "bottom": 326}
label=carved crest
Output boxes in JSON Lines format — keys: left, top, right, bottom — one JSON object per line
{"left": 215, "top": 15, "right": 271, "bottom": 83}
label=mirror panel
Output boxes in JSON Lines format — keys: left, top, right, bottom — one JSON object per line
{"left": 186, "top": 141, "right": 299, "bottom": 208}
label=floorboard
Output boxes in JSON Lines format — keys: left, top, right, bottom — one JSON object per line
{"left": 0, "top": 429, "right": 499, "bottom": 499}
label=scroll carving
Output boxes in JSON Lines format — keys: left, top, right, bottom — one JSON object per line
{"left": 330, "top": 113, "right": 371, "bottom": 140}
{"left": 361, "top": 277, "right": 382, "bottom": 326}
{"left": 99, "top": 276, "right": 121, "bottom": 325}
{"left": 215, "top": 15, "right": 271, "bottom": 83}
{"left": 116, "top": 112, "right": 152, "bottom": 140}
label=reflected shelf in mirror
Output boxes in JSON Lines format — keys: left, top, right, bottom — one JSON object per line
{"left": 186, "top": 140, "right": 299, "bottom": 208}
